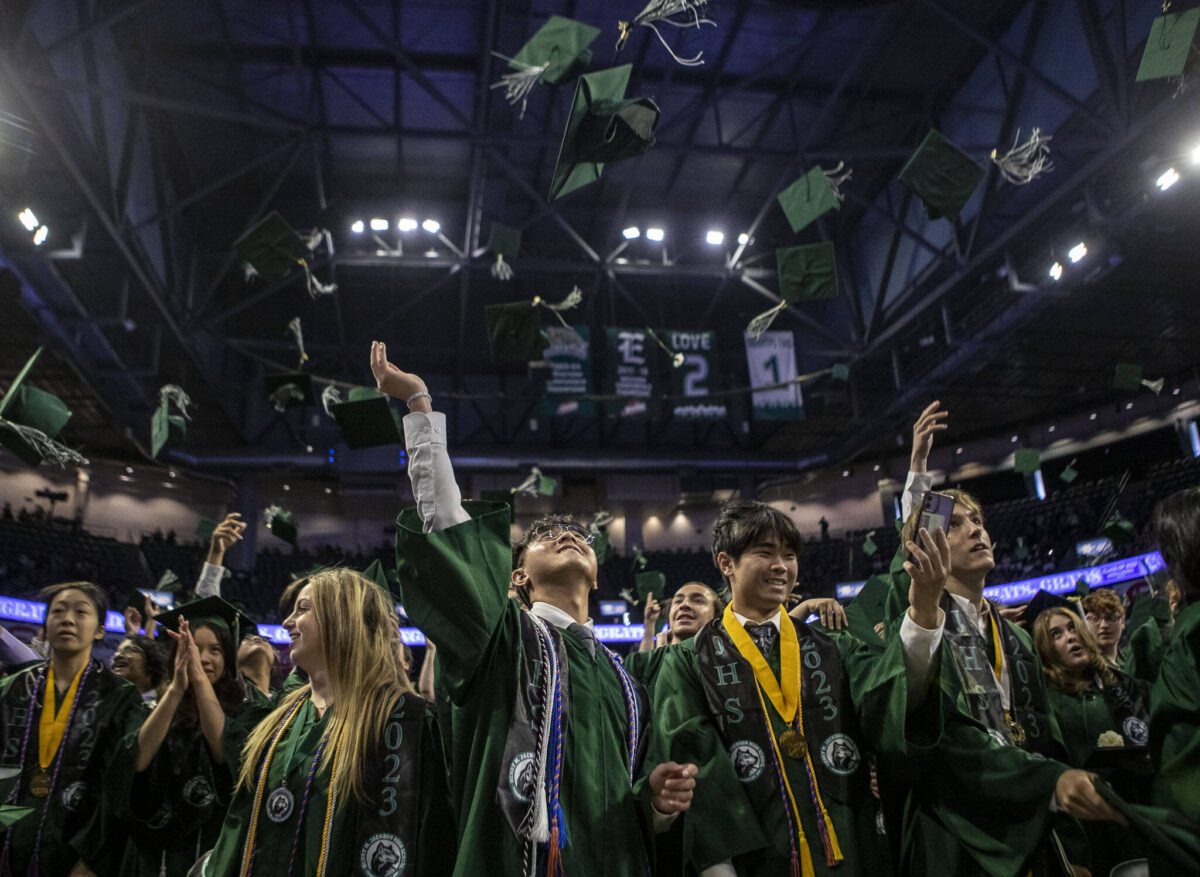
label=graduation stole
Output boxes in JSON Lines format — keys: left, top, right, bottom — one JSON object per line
{"left": 497, "top": 612, "right": 648, "bottom": 877}
{"left": 0, "top": 659, "right": 120, "bottom": 873}
{"left": 1098, "top": 670, "right": 1150, "bottom": 747}
{"left": 695, "top": 612, "right": 865, "bottom": 877}
{"left": 940, "top": 593, "right": 1054, "bottom": 756}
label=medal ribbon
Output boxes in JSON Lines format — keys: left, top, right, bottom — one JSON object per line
{"left": 721, "top": 604, "right": 800, "bottom": 723}
{"left": 38, "top": 663, "right": 84, "bottom": 769}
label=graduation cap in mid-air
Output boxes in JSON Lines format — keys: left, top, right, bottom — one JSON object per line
{"left": 898, "top": 129, "right": 985, "bottom": 221}
{"left": 0, "top": 348, "right": 83, "bottom": 468}
{"left": 195, "top": 517, "right": 218, "bottom": 545}
{"left": 549, "top": 64, "right": 660, "bottom": 201}
{"left": 830, "top": 363, "right": 850, "bottom": 382}
{"left": 1059, "top": 459, "right": 1079, "bottom": 484}
{"left": 1102, "top": 511, "right": 1137, "bottom": 547}
{"left": 486, "top": 222, "right": 522, "bottom": 281}
{"left": 265, "top": 505, "right": 299, "bottom": 547}
{"left": 746, "top": 242, "right": 839, "bottom": 339}
{"left": 485, "top": 302, "right": 548, "bottom": 363}
{"left": 361, "top": 558, "right": 402, "bottom": 603}
{"left": 776, "top": 165, "right": 850, "bottom": 235}
{"left": 862, "top": 532, "right": 879, "bottom": 557}
{"left": 234, "top": 211, "right": 335, "bottom": 298}
{"left": 1135, "top": 7, "right": 1200, "bottom": 82}
{"left": 1113, "top": 362, "right": 1143, "bottom": 392}
{"left": 264, "top": 372, "right": 315, "bottom": 414}
{"left": 0, "top": 805, "right": 35, "bottom": 831}
{"left": 328, "top": 387, "right": 403, "bottom": 449}
{"left": 155, "top": 595, "right": 259, "bottom": 645}
{"left": 492, "top": 16, "right": 600, "bottom": 118}
{"left": 1013, "top": 448, "right": 1041, "bottom": 475}
{"left": 635, "top": 570, "right": 666, "bottom": 606}
{"left": 151, "top": 385, "right": 191, "bottom": 460}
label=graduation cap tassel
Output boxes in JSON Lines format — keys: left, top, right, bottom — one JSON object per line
{"left": 1142, "top": 377, "right": 1165, "bottom": 396}
{"left": 0, "top": 421, "right": 88, "bottom": 468}
{"left": 285, "top": 317, "right": 309, "bottom": 371}
{"left": 489, "top": 53, "right": 551, "bottom": 120}
{"left": 746, "top": 301, "right": 788, "bottom": 340}
{"left": 491, "top": 253, "right": 515, "bottom": 281}
{"left": 269, "top": 384, "right": 306, "bottom": 414}
{"left": 645, "top": 327, "right": 685, "bottom": 368}
{"left": 299, "top": 260, "right": 338, "bottom": 299}
{"left": 822, "top": 161, "right": 853, "bottom": 201}
{"left": 320, "top": 385, "right": 343, "bottom": 418}
{"left": 990, "top": 128, "right": 1053, "bottom": 185}
{"left": 533, "top": 286, "right": 583, "bottom": 329}
{"left": 616, "top": 0, "right": 716, "bottom": 67}
{"left": 158, "top": 385, "right": 193, "bottom": 421}
{"left": 242, "top": 262, "right": 259, "bottom": 282}
{"left": 513, "top": 466, "right": 543, "bottom": 498}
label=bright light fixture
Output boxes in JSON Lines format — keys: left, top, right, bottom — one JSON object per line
{"left": 32, "top": 226, "right": 48, "bottom": 246}
{"left": 350, "top": 220, "right": 365, "bottom": 234}
{"left": 705, "top": 230, "right": 725, "bottom": 246}
{"left": 283, "top": 484, "right": 291, "bottom": 491}
{"left": 1048, "top": 261, "right": 1063, "bottom": 281}
{"left": 369, "top": 218, "right": 388, "bottom": 232}
{"left": 621, "top": 226, "right": 641, "bottom": 240}
{"left": 1192, "top": 144, "right": 1200, "bottom": 165}
{"left": 422, "top": 219, "right": 440, "bottom": 234}
{"left": 397, "top": 217, "right": 418, "bottom": 232}
{"left": 737, "top": 233, "right": 750, "bottom": 245}
{"left": 1010, "top": 435, "right": 1019, "bottom": 443}
{"left": 1067, "top": 242, "right": 1087, "bottom": 263}
{"left": 1156, "top": 167, "right": 1180, "bottom": 191}
{"left": 17, "top": 208, "right": 38, "bottom": 231}
{"left": 646, "top": 227, "right": 665, "bottom": 242}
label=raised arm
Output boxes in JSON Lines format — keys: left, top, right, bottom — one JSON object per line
{"left": 135, "top": 627, "right": 190, "bottom": 772}
{"left": 196, "top": 513, "right": 245, "bottom": 598}
{"left": 901, "top": 401, "right": 948, "bottom": 520}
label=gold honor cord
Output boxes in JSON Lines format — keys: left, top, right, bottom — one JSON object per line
{"left": 988, "top": 610, "right": 1027, "bottom": 747}
{"left": 721, "top": 604, "right": 799, "bottom": 723}
{"left": 38, "top": 664, "right": 83, "bottom": 768}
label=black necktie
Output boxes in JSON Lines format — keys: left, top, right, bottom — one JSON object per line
{"left": 745, "top": 622, "right": 778, "bottom": 658}
{"left": 567, "top": 622, "right": 597, "bottom": 660}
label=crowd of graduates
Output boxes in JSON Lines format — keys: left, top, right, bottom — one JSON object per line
{"left": 0, "top": 344, "right": 1197, "bottom": 877}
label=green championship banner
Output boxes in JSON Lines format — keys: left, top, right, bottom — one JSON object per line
{"left": 744, "top": 330, "right": 804, "bottom": 421}
{"left": 666, "top": 330, "right": 726, "bottom": 420}
{"left": 606, "top": 327, "right": 653, "bottom": 418}
{"left": 542, "top": 325, "right": 595, "bottom": 417}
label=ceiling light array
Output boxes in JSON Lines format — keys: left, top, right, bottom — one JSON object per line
{"left": 15, "top": 208, "right": 49, "bottom": 247}
{"left": 349, "top": 216, "right": 441, "bottom": 235}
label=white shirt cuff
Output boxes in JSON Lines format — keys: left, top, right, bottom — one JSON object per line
{"left": 195, "top": 562, "right": 224, "bottom": 599}
{"left": 899, "top": 607, "right": 945, "bottom": 708}
{"left": 650, "top": 806, "right": 680, "bottom": 834}
{"left": 901, "top": 470, "right": 935, "bottom": 522}
{"left": 403, "top": 410, "right": 469, "bottom": 533}
{"left": 700, "top": 864, "right": 737, "bottom": 877}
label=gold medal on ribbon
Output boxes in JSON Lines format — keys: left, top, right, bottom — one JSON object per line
{"left": 1004, "top": 711, "right": 1027, "bottom": 748}
{"left": 29, "top": 768, "right": 51, "bottom": 798}
{"left": 779, "top": 728, "right": 806, "bottom": 759}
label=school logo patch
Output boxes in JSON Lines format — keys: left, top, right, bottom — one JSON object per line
{"left": 183, "top": 776, "right": 216, "bottom": 808}
{"left": 729, "top": 740, "right": 765, "bottom": 783}
{"left": 819, "top": 734, "right": 861, "bottom": 776}
{"left": 1123, "top": 716, "right": 1149, "bottom": 746}
{"left": 60, "top": 781, "right": 87, "bottom": 813}
{"left": 266, "top": 786, "right": 294, "bottom": 823}
{"left": 359, "top": 832, "right": 407, "bottom": 877}
{"left": 508, "top": 751, "right": 538, "bottom": 803}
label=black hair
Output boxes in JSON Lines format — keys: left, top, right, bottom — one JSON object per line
{"left": 164, "top": 619, "right": 248, "bottom": 724}
{"left": 1153, "top": 487, "right": 1200, "bottom": 604}
{"left": 512, "top": 514, "right": 587, "bottom": 570}
{"left": 120, "top": 634, "right": 168, "bottom": 689}
{"left": 711, "top": 500, "right": 803, "bottom": 579}
{"left": 39, "top": 581, "right": 108, "bottom": 622}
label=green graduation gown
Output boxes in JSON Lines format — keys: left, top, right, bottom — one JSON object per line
{"left": 201, "top": 696, "right": 455, "bottom": 876}
{"left": 646, "top": 617, "right": 908, "bottom": 876}
{"left": 1150, "top": 600, "right": 1200, "bottom": 824}
{"left": 125, "top": 682, "right": 272, "bottom": 875}
{"left": 395, "top": 502, "right": 655, "bottom": 877}
{"left": 0, "top": 659, "right": 144, "bottom": 876}
{"left": 622, "top": 645, "right": 672, "bottom": 695}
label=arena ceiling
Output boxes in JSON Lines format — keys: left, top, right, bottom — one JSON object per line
{"left": 1, "top": 0, "right": 1197, "bottom": 478}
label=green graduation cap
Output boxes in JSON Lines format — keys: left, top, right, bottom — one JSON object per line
{"left": 537, "top": 472, "right": 558, "bottom": 496}
{"left": 1113, "top": 362, "right": 1143, "bottom": 392}
{"left": 778, "top": 241, "right": 839, "bottom": 302}
{"left": 511, "top": 16, "right": 600, "bottom": 85}
{"left": 830, "top": 363, "right": 850, "bottom": 382}
{"left": 1024, "top": 588, "right": 1081, "bottom": 628}
{"left": 1013, "top": 448, "right": 1041, "bottom": 475}
{"left": 0, "top": 347, "right": 76, "bottom": 468}
{"left": 154, "top": 595, "right": 259, "bottom": 644}
{"left": 487, "top": 222, "right": 522, "bottom": 281}
{"left": 845, "top": 576, "right": 891, "bottom": 644}
{"left": 0, "top": 805, "right": 35, "bottom": 831}
{"left": 265, "top": 505, "right": 299, "bottom": 547}
{"left": 264, "top": 373, "right": 315, "bottom": 412}
{"left": 634, "top": 570, "right": 666, "bottom": 605}
{"left": 898, "top": 129, "right": 985, "bottom": 221}
{"left": 362, "top": 558, "right": 402, "bottom": 602}
{"left": 1060, "top": 460, "right": 1079, "bottom": 484}
{"left": 1074, "top": 578, "right": 1091, "bottom": 599}
{"left": 1101, "top": 511, "right": 1136, "bottom": 547}
{"left": 485, "top": 301, "right": 548, "bottom": 363}
{"left": 862, "top": 532, "right": 878, "bottom": 557}
{"left": 196, "top": 516, "right": 218, "bottom": 544}
{"left": 777, "top": 166, "right": 843, "bottom": 235}
{"left": 591, "top": 526, "right": 612, "bottom": 566}
{"left": 330, "top": 387, "right": 403, "bottom": 449}
{"left": 1135, "top": 8, "right": 1200, "bottom": 82}
{"left": 549, "top": 64, "right": 660, "bottom": 201}
{"left": 234, "top": 211, "right": 312, "bottom": 283}
{"left": 150, "top": 402, "right": 185, "bottom": 460}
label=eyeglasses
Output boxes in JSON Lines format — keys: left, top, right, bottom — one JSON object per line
{"left": 528, "top": 524, "right": 595, "bottom": 546}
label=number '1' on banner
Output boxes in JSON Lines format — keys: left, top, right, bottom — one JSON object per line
{"left": 744, "top": 331, "right": 804, "bottom": 421}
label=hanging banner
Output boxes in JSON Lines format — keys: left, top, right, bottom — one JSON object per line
{"left": 542, "top": 325, "right": 595, "bottom": 417}
{"left": 744, "top": 330, "right": 804, "bottom": 421}
{"left": 606, "top": 327, "right": 653, "bottom": 418}
{"left": 666, "top": 330, "right": 726, "bottom": 420}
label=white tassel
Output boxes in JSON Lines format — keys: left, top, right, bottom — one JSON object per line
{"left": 489, "top": 52, "right": 550, "bottom": 120}
{"left": 158, "top": 385, "right": 193, "bottom": 420}
{"left": 286, "top": 317, "right": 309, "bottom": 370}
{"left": 617, "top": 1, "right": 717, "bottom": 67}
{"left": 533, "top": 287, "right": 583, "bottom": 329}
{"left": 491, "top": 253, "right": 515, "bottom": 281}
{"left": 513, "top": 466, "right": 542, "bottom": 498}
{"left": 823, "top": 161, "right": 853, "bottom": 201}
{"left": 242, "top": 262, "right": 259, "bottom": 282}
{"left": 0, "top": 420, "right": 88, "bottom": 467}
{"left": 320, "top": 385, "right": 343, "bottom": 417}
{"left": 990, "top": 128, "right": 1053, "bottom": 185}
{"left": 645, "top": 327, "right": 684, "bottom": 368}
{"left": 1141, "top": 377, "right": 1165, "bottom": 396}
{"left": 746, "top": 301, "right": 787, "bottom": 339}
{"left": 269, "top": 383, "right": 304, "bottom": 413}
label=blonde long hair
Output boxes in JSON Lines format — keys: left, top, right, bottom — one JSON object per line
{"left": 236, "top": 568, "right": 413, "bottom": 805}
{"left": 1033, "top": 606, "right": 1115, "bottom": 695}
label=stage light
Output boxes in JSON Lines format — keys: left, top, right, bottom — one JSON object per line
{"left": 17, "top": 208, "right": 37, "bottom": 231}
{"left": 350, "top": 219, "right": 365, "bottom": 234}
{"left": 421, "top": 219, "right": 440, "bottom": 233}
{"left": 737, "top": 233, "right": 750, "bottom": 245}
{"left": 1010, "top": 435, "right": 1019, "bottom": 443}
{"left": 1048, "top": 261, "right": 1063, "bottom": 281}
{"left": 32, "top": 226, "right": 48, "bottom": 246}
{"left": 622, "top": 226, "right": 641, "bottom": 240}
{"left": 397, "top": 217, "right": 418, "bottom": 232}
{"left": 872, "top": 464, "right": 881, "bottom": 472}
{"left": 125, "top": 466, "right": 134, "bottom": 474}
{"left": 1089, "top": 412, "right": 1098, "bottom": 421}
{"left": 955, "top": 447, "right": 964, "bottom": 455}
{"left": 324, "top": 487, "right": 332, "bottom": 495}
{"left": 168, "top": 470, "right": 176, "bottom": 478}
{"left": 646, "top": 227, "right": 665, "bottom": 242}
{"left": 369, "top": 218, "right": 388, "bottom": 232}
{"left": 1048, "top": 425, "right": 1056, "bottom": 433}
{"left": 1156, "top": 168, "right": 1180, "bottom": 191}
{"left": 1125, "top": 402, "right": 1134, "bottom": 410}
{"left": 841, "top": 469, "right": 850, "bottom": 478}
{"left": 283, "top": 484, "right": 291, "bottom": 491}
{"left": 1173, "top": 387, "right": 1182, "bottom": 396}
{"left": 1192, "top": 144, "right": 1200, "bottom": 165}
{"left": 705, "top": 230, "right": 725, "bottom": 246}
{"left": 1068, "top": 242, "right": 1087, "bottom": 263}
{"left": 424, "top": 248, "right": 438, "bottom": 258}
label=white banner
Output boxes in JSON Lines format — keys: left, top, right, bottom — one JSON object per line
{"left": 744, "top": 330, "right": 804, "bottom": 421}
